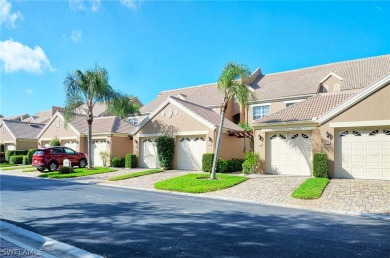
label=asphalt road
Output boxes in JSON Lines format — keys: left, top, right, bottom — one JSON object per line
{"left": 1, "top": 175, "right": 389, "bottom": 258}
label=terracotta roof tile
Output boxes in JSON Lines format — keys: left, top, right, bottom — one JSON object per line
{"left": 252, "top": 55, "right": 390, "bottom": 100}
{"left": 170, "top": 96, "right": 243, "bottom": 131}
{"left": 2, "top": 120, "right": 45, "bottom": 139}
{"left": 254, "top": 91, "right": 359, "bottom": 124}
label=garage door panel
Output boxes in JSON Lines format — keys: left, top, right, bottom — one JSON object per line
{"left": 336, "top": 129, "right": 390, "bottom": 180}
{"left": 177, "top": 136, "right": 205, "bottom": 171}
{"left": 266, "top": 133, "right": 312, "bottom": 176}
{"left": 141, "top": 138, "right": 160, "bottom": 168}
{"left": 92, "top": 140, "right": 107, "bottom": 167}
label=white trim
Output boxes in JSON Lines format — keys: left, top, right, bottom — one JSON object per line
{"left": 261, "top": 127, "right": 317, "bottom": 132}
{"left": 174, "top": 131, "right": 209, "bottom": 136}
{"left": 284, "top": 99, "right": 304, "bottom": 104}
{"left": 91, "top": 137, "right": 108, "bottom": 140}
{"left": 253, "top": 120, "right": 319, "bottom": 128}
{"left": 138, "top": 133, "right": 165, "bottom": 138}
{"left": 37, "top": 111, "right": 80, "bottom": 139}
{"left": 1, "top": 122, "right": 16, "bottom": 141}
{"left": 59, "top": 136, "right": 78, "bottom": 140}
{"left": 251, "top": 103, "right": 271, "bottom": 108}
{"left": 319, "top": 75, "right": 390, "bottom": 124}
{"left": 132, "top": 97, "right": 216, "bottom": 135}
{"left": 3, "top": 141, "right": 15, "bottom": 144}
{"left": 330, "top": 120, "right": 390, "bottom": 128}
{"left": 248, "top": 94, "right": 314, "bottom": 104}
{"left": 319, "top": 72, "right": 344, "bottom": 84}
{"left": 39, "top": 138, "right": 52, "bottom": 141}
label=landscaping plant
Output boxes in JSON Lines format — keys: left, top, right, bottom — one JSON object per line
{"left": 9, "top": 155, "right": 24, "bottom": 165}
{"left": 125, "top": 154, "right": 137, "bottom": 168}
{"left": 49, "top": 137, "right": 61, "bottom": 146}
{"left": 242, "top": 152, "right": 261, "bottom": 174}
{"left": 58, "top": 166, "right": 74, "bottom": 174}
{"left": 111, "top": 157, "right": 125, "bottom": 167}
{"left": 156, "top": 136, "right": 174, "bottom": 170}
{"left": 202, "top": 153, "right": 214, "bottom": 172}
{"left": 99, "top": 151, "right": 109, "bottom": 167}
{"left": 313, "top": 152, "right": 329, "bottom": 178}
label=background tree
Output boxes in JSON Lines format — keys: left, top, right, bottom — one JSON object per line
{"left": 64, "top": 64, "right": 139, "bottom": 169}
{"left": 210, "top": 61, "right": 255, "bottom": 179}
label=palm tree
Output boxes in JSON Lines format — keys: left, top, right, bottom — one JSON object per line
{"left": 64, "top": 64, "right": 139, "bottom": 169}
{"left": 210, "top": 61, "right": 255, "bottom": 179}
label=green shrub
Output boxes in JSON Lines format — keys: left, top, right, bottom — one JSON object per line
{"left": 227, "top": 158, "right": 244, "bottom": 172}
{"left": 26, "top": 149, "right": 35, "bottom": 164}
{"left": 9, "top": 155, "right": 24, "bottom": 164}
{"left": 22, "top": 155, "right": 29, "bottom": 165}
{"left": 156, "top": 136, "right": 175, "bottom": 170}
{"left": 58, "top": 166, "right": 74, "bottom": 174}
{"left": 99, "top": 151, "right": 109, "bottom": 167}
{"left": 5, "top": 150, "right": 28, "bottom": 162}
{"left": 0, "top": 144, "right": 4, "bottom": 152}
{"left": 49, "top": 137, "right": 61, "bottom": 146}
{"left": 217, "top": 158, "right": 228, "bottom": 173}
{"left": 111, "top": 157, "right": 125, "bottom": 167}
{"left": 313, "top": 152, "right": 328, "bottom": 178}
{"left": 202, "top": 153, "right": 214, "bottom": 172}
{"left": 125, "top": 154, "right": 137, "bottom": 168}
{"left": 242, "top": 152, "right": 260, "bottom": 174}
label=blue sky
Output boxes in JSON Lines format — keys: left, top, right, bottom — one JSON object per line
{"left": 1, "top": 0, "right": 389, "bottom": 116}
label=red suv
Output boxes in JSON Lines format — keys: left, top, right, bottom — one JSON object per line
{"left": 32, "top": 147, "right": 88, "bottom": 172}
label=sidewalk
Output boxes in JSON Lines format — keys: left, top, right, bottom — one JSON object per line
{"left": 0, "top": 221, "right": 102, "bottom": 258}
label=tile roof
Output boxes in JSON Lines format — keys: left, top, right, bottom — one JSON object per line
{"left": 254, "top": 91, "right": 360, "bottom": 124}
{"left": 170, "top": 96, "right": 243, "bottom": 131}
{"left": 251, "top": 54, "right": 390, "bottom": 100}
{"left": 141, "top": 55, "right": 389, "bottom": 114}
{"left": 76, "top": 103, "right": 109, "bottom": 117}
{"left": 2, "top": 120, "right": 45, "bottom": 139}
{"left": 140, "top": 83, "right": 222, "bottom": 113}
{"left": 67, "top": 114, "right": 135, "bottom": 135}
{"left": 22, "top": 110, "right": 52, "bottom": 124}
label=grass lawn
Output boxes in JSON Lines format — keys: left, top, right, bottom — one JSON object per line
{"left": 0, "top": 163, "right": 17, "bottom": 168}
{"left": 154, "top": 173, "right": 248, "bottom": 193}
{"left": 39, "top": 167, "right": 116, "bottom": 179}
{"left": 1, "top": 165, "right": 33, "bottom": 171}
{"left": 291, "top": 178, "right": 330, "bottom": 199}
{"left": 109, "top": 169, "right": 163, "bottom": 181}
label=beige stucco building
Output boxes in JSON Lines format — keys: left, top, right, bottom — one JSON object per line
{"left": 0, "top": 120, "right": 45, "bottom": 151}
{"left": 37, "top": 112, "right": 134, "bottom": 166}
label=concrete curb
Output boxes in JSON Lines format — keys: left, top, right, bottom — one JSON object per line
{"left": 0, "top": 221, "right": 102, "bottom": 258}
{"left": 99, "top": 182, "right": 390, "bottom": 221}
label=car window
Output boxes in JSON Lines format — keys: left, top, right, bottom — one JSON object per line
{"left": 64, "top": 148, "right": 75, "bottom": 154}
{"left": 51, "top": 148, "right": 64, "bottom": 154}
{"left": 34, "top": 150, "right": 45, "bottom": 155}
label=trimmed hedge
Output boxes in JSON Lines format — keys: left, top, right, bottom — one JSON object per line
{"left": 5, "top": 150, "right": 28, "bottom": 162}
{"left": 22, "top": 155, "right": 29, "bottom": 165}
{"left": 202, "top": 153, "right": 214, "bottom": 172}
{"left": 125, "top": 154, "right": 137, "bottom": 168}
{"left": 111, "top": 157, "right": 125, "bottom": 168}
{"left": 27, "top": 149, "right": 35, "bottom": 164}
{"left": 58, "top": 166, "right": 74, "bottom": 174}
{"left": 156, "top": 136, "right": 175, "bottom": 170}
{"left": 242, "top": 152, "right": 260, "bottom": 174}
{"left": 9, "top": 155, "right": 24, "bottom": 164}
{"left": 313, "top": 152, "right": 328, "bottom": 178}
{"left": 227, "top": 159, "right": 244, "bottom": 172}
{"left": 0, "top": 144, "right": 4, "bottom": 152}
{"left": 202, "top": 154, "right": 245, "bottom": 173}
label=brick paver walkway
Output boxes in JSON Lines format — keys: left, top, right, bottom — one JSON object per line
{"left": 2, "top": 167, "right": 389, "bottom": 216}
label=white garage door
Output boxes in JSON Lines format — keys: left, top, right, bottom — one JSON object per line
{"left": 177, "top": 136, "right": 206, "bottom": 171}
{"left": 140, "top": 138, "right": 160, "bottom": 168}
{"left": 335, "top": 129, "right": 390, "bottom": 180}
{"left": 266, "top": 133, "right": 312, "bottom": 176}
{"left": 6, "top": 144, "right": 16, "bottom": 151}
{"left": 64, "top": 141, "right": 78, "bottom": 151}
{"left": 92, "top": 140, "right": 107, "bottom": 167}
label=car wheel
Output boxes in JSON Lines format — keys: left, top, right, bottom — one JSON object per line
{"left": 79, "top": 159, "right": 87, "bottom": 168}
{"left": 48, "top": 162, "right": 58, "bottom": 172}
{"left": 37, "top": 168, "right": 45, "bottom": 172}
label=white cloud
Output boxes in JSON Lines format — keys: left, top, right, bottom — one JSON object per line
{"left": 0, "top": 39, "right": 53, "bottom": 74}
{"left": 69, "top": 0, "right": 101, "bottom": 12}
{"left": 90, "top": 0, "right": 100, "bottom": 12}
{"left": 25, "top": 88, "right": 33, "bottom": 95}
{"left": 71, "top": 30, "right": 82, "bottom": 43}
{"left": 0, "top": 0, "right": 23, "bottom": 28}
{"left": 120, "top": 0, "right": 141, "bottom": 10}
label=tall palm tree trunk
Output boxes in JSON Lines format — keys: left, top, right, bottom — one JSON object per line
{"left": 210, "top": 110, "right": 225, "bottom": 179}
{"left": 87, "top": 122, "right": 92, "bottom": 169}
